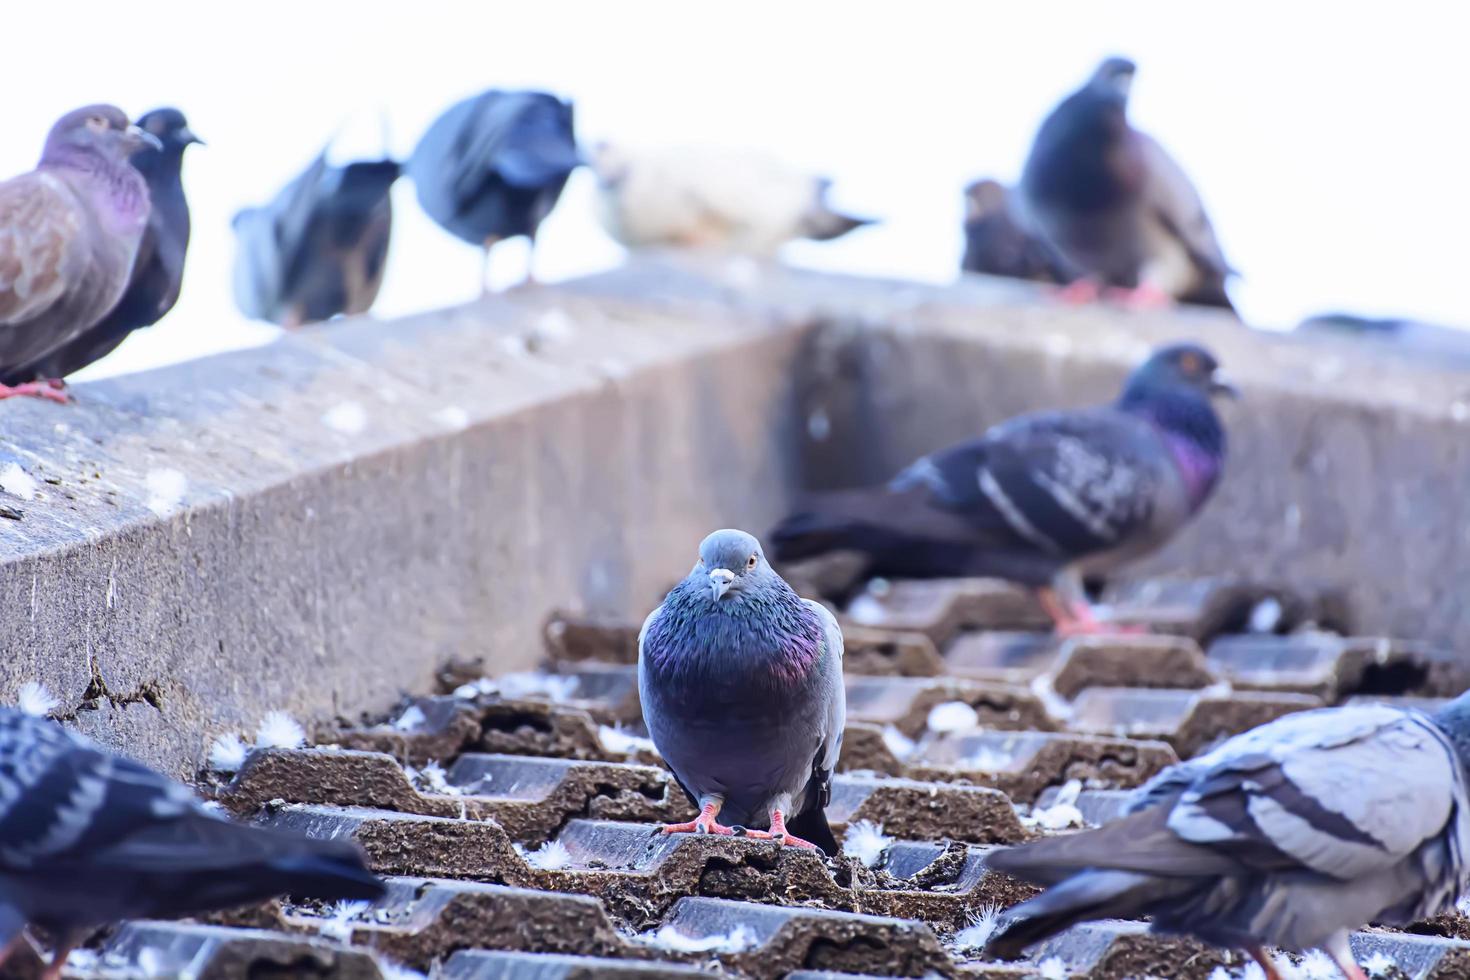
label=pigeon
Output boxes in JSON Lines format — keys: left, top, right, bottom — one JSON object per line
{"left": 638, "top": 529, "right": 845, "bottom": 854}
{"left": 591, "top": 143, "right": 874, "bottom": 256}
{"left": 232, "top": 150, "right": 400, "bottom": 328}
{"left": 0, "top": 105, "right": 160, "bottom": 402}
{"left": 960, "top": 178, "right": 1069, "bottom": 284}
{"left": 982, "top": 693, "right": 1470, "bottom": 980}
{"left": 2, "top": 108, "right": 201, "bottom": 385}
{"left": 769, "top": 343, "right": 1233, "bottom": 634}
{"left": 1019, "top": 57, "right": 1236, "bottom": 312}
{"left": 0, "top": 708, "right": 383, "bottom": 978}
{"left": 408, "top": 89, "right": 579, "bottom": 291}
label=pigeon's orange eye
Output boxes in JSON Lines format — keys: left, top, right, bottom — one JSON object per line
{"left": 746, "top": 554, "right": 758, "bottom": 570}
{"left": 86, "top": 116, "right": 107, "bottom": 131}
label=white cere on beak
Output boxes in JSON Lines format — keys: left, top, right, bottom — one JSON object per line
{"left": 709, "top": 567, "right": 735, "bottom": 601}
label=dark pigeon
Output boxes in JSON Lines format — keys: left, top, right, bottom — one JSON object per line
{"left": 639, "top": 529, "right": 845, "bottom": 854}
{"left": 0, "top": 105, "right": 161, "bottom": 401}
{"left": 1297, "top": 312, "right": 1470, "bottom": 364}
{"left": 982, "top": 693, "right": 1470, "bottom": 980}
{"left": 770, "top": 344, "right": 1233, "bottom": 634}
{"left": 0, "top": 708, "right": 383, "bottom": 977}
{"left": 1019, "top": 57, "right": 1236, "bottom": 312}
{"left": 960, "top": 179, "right": 1068, "bottom": 284}
{"left": 408, "top": 89, "right": 579, "bottom": 290}
{"left": 2, "top": 108, "right": 201, "bottom": 385}
{"left": 232, "top": 151, "right": 400, "bottom": 328}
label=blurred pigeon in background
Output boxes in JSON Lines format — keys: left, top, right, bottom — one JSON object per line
{"left": 960, "top": 178, "right": 1068, "bottom": 284}
{"left": 1296, "top": 311, "right": 1470, "bottom": 364}
{"left": 983, "top": 693, "right": 1470, "bottom": 980}
{"left": 408, "top": 89, "right": 579, "bottom": 291}
{"left": 591, "top": 143, "right": 874, "bottom": 256}
{"left": 232, "top": 150, "right": 400, "bottom": 328}
{"left": 639, "top": 529, "right": 845, "bottom": 854}
{"left": 0, "top": 106, "right": 160, "bottom": 402}
{"left": 1020, "top": 58, "right": 1236, "bottom": 313}
{"left": 770, "top": 343, "right": 1233, "bottom": 634}
{"left": 0, "top": 708, "right": 383, "bottom": 977}
{"left": 3, "top": 109, "right": 201, "bottom": 385}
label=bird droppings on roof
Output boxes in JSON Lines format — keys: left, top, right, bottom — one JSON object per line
{"left": 0, "top": 462, "right": 40, "bottom": 501}
{"left": 321, "top": 400, "right": 369, "bottom": 435}
{"left": 144, "top": 467, "right": 188, "bottom": 517}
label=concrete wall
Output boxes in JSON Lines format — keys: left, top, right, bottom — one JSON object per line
{"left": 4, "top": 253, "right": 1468, "bottom": 773}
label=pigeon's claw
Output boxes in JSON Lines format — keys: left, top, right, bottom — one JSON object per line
{"left": 1053, "top": 277, "right": 1104, "bottom": 305}
{"left": 1037, "top": 588, "right": 1150, "bottom": 637}
{"left": 0, "top": 381, "right": 70, "bottom": 404}
{"left": 659, "top": 799, "right": 736, "bottom": 837}
{"left": 743, "top": 809, "right": 821, "bottom": 850}
{"left": 1107, "top": 282, "right": 1173, "bottom": 311}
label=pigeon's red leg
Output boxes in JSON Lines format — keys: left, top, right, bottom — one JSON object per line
{"left": 658, "top": 798, "right": 736, "bottom": 837}
{"left": 1036, "top": 587, "right": 1077, "bottom": 632}
{"left": 1053, "top": 277, "right": 1103, "bottom": 305}
{"left": 0, "top": 934, "right": 21, "bottom": 969}
{"left": 1107, "top": 282, "right": 1173, "bottom": 310}
{"left": 1038, "top": 588, "right": 1148, "bottom": 636}
{"left": 0, "top": 382, "right": 70, "bottom": 404}
{"left": 1246, "top": 948, "right": 1284, "bottom": 980}
{"left": 40, "top": 940, "right": 76, "bottom": 980}
{"left": 743, "top": 809, "right": 821, "bottom": 850}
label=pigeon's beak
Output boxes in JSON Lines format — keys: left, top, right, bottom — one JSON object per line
{"left": 179, "top": 127, "right": 205, "bottom": 147}
{"left": 125, "top": 126, "right": 164, "bottom": 152}
{"left": 1209, "top": 371, "right": 1239, "bottom": 399}
{"left": 709, "top": 568, "right": 735, "bottom": 601}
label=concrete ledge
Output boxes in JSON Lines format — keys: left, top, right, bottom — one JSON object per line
{"left": 4, "top": 253, "right": 1469, "bottom": 773}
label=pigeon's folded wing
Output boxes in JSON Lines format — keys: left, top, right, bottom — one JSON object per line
{"left": 0, "top": 174, "right": 82, "bottom": 327}
{"left": 1136, "top": 134, "right": 1233, "bottom": 279}
{"left": 803, "top": 598, "right": 846, "bottom": 786}
{"left": 1166, "top": 708, "right": 1460, "bottom": 880}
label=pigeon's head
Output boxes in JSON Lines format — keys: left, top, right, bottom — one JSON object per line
{"left": 42, "top": 105, "right": 162, "bottom": 167}
{"left": 1088, "top": 57, "right": 1137, "bottom": 103}
{"left": 1125, "top": 343, "right": 1236, "bottom": 402}
{"left": 692, "top": 529, "right": 778, "bottom": 603}
{"left": 137, "top": 108, "right": 204, "bottom": 157}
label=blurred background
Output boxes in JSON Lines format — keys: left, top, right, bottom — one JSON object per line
{"left": 7, "top": 1, "right": 1466, "bottom": 380}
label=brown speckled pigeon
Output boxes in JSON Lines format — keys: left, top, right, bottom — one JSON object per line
{"left": 639, "top": 529, "right": 845, "bottom": 854}
{"left": 770, "top": 344, "right": 1233, "bottom": 635}
{"left": 0, "top": 106, "right": 160, "bottom": 401}
{"left": 983, "top": 693, "right": 1470, "bottom": 980}
{"left": 1020, "top": 57, "right": 1236, "bottom": 313}
{"left": 0, "top": 709, "right": 383, "bottom": 978}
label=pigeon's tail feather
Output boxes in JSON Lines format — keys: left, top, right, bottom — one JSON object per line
{"left": 801, "top": 207, "right": 875, "bottom": 242}
{"left": 261, "top": 842, "right": 388, "bottom": 902}
{"left": 786, "top": 807, "right": 839, "bottom": 857}
{"left": 1178, "top": 278, "right": 1237, "bottom": 316}
{"left": 984, "top": 869, "right": 1183, "bottom": 959}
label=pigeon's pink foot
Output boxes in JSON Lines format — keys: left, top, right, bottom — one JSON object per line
{"left": 1037, "top": 588, "right": 1149, "bottom": 637}
{"left": 742, "top": 809, "right": 821, "bottom": 850}
{"left": 658, "top": 800, "right": 737, "bottom": 837}
{"left": 0, "top": 381, "right": 69, "bottom": 404}
{"left": 1107, "top": 282, "right": 1174, "bottom": 310}
{"left": 1053, "top": 278, "right": 1104, "bottom": 305}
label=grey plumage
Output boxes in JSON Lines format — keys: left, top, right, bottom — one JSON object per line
{"left": 961, "top": 178, "right": 1068, "bottom": 284}
{"left": 0, "top": 105, "right": 160, "bottom": 398}
{"left": 0, "top": 708, "right": 384, "bottom": 974}
{"left": 985, "top": 695, "right": 1470, "bottom": 975}
{"left": 1019, "top": 57, "right": 1236, "bottom": 312}
{"left": 638, "top": 529, "right": 845, "bottom": 853}
{"left": 232, "top": 151, "right": 400, "bottom": 328}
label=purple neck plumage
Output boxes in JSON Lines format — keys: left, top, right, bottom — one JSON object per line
{"left": 40, "top": 142, "right": 149, "bottom": 234}
{"left": 1120, "top": 388, "right": 1226, "bottom": 511}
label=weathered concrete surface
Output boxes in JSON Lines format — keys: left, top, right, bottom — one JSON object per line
{"left": 4, "top": 252, "right": 1469, "bottom": 772}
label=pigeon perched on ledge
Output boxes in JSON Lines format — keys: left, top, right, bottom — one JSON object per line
{"left": 770, "top": 343, "right": 1233, "bottom": 635}
{"left": 3, "top": 108, "right": 201, "bottom": 384}
{"left": 591, "top": 143, "right": 874, "bottom": 256}
{"left": 1020, "top": 57, "right": 1236, "bottom": 313}
{"left": 960, "top": 178, "right": 1068, "bottom": 284}
{"left": 409, "top": 89, "right": 580, "bottom": 291}
{"left": 983, "top": 692, "right": 1470, "bottom": 980}
{"left": 639, "top": 529, "right": 845, "bottom": 854}
{"left": 232, "top": 150, "right": 400, "bottom": 329}
{"left": 0, "top": 106, "right": 160, "bottom": 402}
{"left": 0, "top": 708, "right": 383, "bottom": 977}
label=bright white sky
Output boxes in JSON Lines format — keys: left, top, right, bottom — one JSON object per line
{"left": 5, "top": 2, "right": 1466, "bottom": 380}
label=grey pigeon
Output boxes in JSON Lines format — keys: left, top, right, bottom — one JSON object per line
{"left": 770, "top": 344, "right": 1233, "bottom": 634}
{"left": 1020, "top": 57, "right": 1236, "bottom": 313}
{"left": 961, "top": 178, "right": 1068, "bottom": 284}
{"left": 638, "top": 529, "right": 846, "bottom": 853}
{"left": 0, "top": 707, "right": 383, "bottom": 977}
{"left": 232, "top": 150, "right": 400, "bottom": 328}
{"left": 3, "top": 108, "right": 201, "bottom": 384}
{"left": 0, "top": 105, "right": 161, "bottom": 401}
{"left": 409, "top": 89, "right": 579, "bottom": 291}
{"left": 983, "top": 693, "right": 1470, "bottom": 980}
